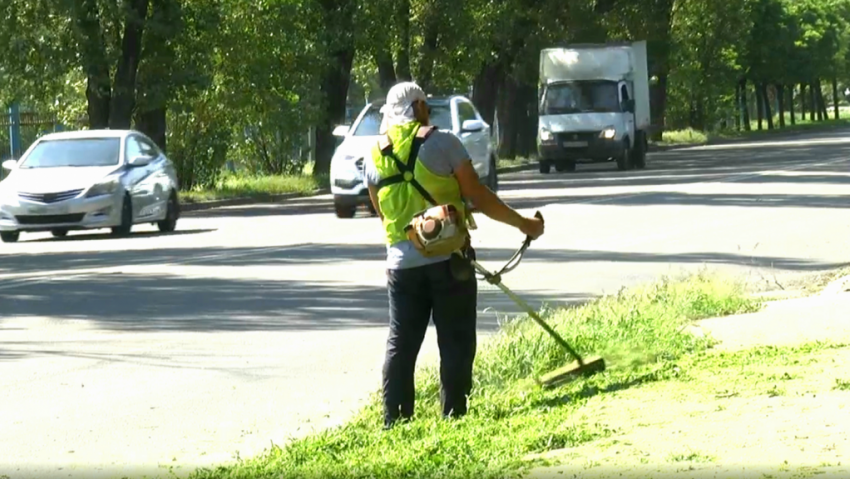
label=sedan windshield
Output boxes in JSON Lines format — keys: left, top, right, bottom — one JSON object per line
{"left": 353, "top": 104, "right": 454, "bottom": 136}
{"left": 542, "top": 81, "right": 621, "bottom": 114}
{"left": 18, "top": 138, "right": 121, "bottom": 169}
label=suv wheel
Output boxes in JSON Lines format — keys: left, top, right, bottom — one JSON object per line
{"left": 334, "top": 199, "right": 357, "bottom": 219}
{"left": 1, "top": 231, "right": 19, "bottom": 243}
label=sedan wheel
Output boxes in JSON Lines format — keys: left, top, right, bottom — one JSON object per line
{"left": 157, "top": 192, "right": 179, "bottom": 233}
{"left": 111, "top": 195, "right": 133, "bottom": 236}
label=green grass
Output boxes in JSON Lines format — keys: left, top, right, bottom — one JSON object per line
{"left": 181, "top": 172, "right": 324, "bottom": 204}
{"left": 186, "top": 271, "right": 760, "bottom": 479}
{"left": 657, "top": 111, "right": 850, "bottom": 148}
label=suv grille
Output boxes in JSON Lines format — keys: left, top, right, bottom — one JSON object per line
{"left": 18, "top": 189, "right": 83, "bottom": 204}
{"left": 16, "top": 213, "right": 86, "bottom": 225}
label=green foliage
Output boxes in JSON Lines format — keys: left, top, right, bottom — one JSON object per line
{"left": 1, "top": 0, "right": 850, "bottom": 190}
{"left": 185, "top": 272, "right": 759, "bottom": 479}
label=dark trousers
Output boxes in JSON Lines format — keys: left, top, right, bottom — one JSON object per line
{"left": 382, "top": 259, "right": 478, "bottom": 427}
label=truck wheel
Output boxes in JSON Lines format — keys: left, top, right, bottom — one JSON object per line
{"left": 539, "top": 160, "right": 552, "bottom": 174}
{"left": 555, "top": 161, "right": 576, "bottom": 173}
{"left": 616, "top": 140, "right": 632, "bottom": 171}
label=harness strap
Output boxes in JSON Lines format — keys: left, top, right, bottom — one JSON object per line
{"left": 376, "top": 125, "right": 438, "bottom": 205}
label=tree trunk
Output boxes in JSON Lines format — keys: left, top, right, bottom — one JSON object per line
{"left": 496, "top": 74, "right": 519, "bottom": 159}
{"left": 650, "top": 72, "right": 669, "bottom": 140}
{"left": 134, "top": 107, "right": 167, "bottom": 151}
{"left": 815, "top": 80, "right": 829, "bottom": 121}
{"left": 109, "top": 0, "right": 150, "bottom": 129}
{"left": 809, "top": 82, "right": 816, "bottom": 121}
{"left": 741, "top": 78, "right": 751, "bottom": 131}
{"left": 761, "top": 84, "right": 773, "bottom": 130}
{"left": 777, "top": 84, "right": 785, "bottom": 128}
{"left": 472, "top": 61, "right": 503, "bottom": 127}
{"left": 415, "top": 4, "right": 440, "bottom": 91}
{"left": 394, "top": 0, "right": 411, "bottom": 81}
{"left": 833, "top": 77, "right": 840, "bottom": 120}
{"left": 755, "top": 82, "right": 764, "bottom": 130}
{"left": 734, "top": 82, "right": 742, "bottom": 130}
{"left": 800, "top": 83, "right": 807, "bottom": 118}
{"left": 314, "top": 0, "right": 357, "bottom": 179}
{"left": 516, "top": 82, "right": 538, "bottom": 157}
{"left": 374, "top": 47, "right": 397, "bottom": 95}
{"left": 788, "top": 84, "right": 796, "bottom": 125}
{"left": 74, "top": 0, "right": 112, "bottom": 129}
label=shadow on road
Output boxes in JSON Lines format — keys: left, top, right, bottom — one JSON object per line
{"left": 0, "top": 243, "right": 843, "bottom": 276}
{"left": 23, "top": 228, "right": 218, "bottom": 243}
{"left": 0, "top": 272, "right": 581, "bottom": 336}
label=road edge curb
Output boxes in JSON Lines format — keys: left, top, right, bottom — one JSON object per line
{"left": 181, "top": 163, "right": 541, "bottom": 212}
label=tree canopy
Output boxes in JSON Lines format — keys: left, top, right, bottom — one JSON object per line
{"left": 1, "top": 0, "right": 848, "bottom": 188}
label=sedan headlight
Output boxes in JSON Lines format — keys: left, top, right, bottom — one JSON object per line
{"left": 85, "top": 177, "right": 120, "bottom": 198}
{"left": 539, "top": 128, "right": 554, "bottom": 142}
{"left": 600, "top": 126, "right": 616, "bottom": 139}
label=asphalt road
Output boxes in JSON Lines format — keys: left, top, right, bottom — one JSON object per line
{"left": 3, "top": 129, "right": 850, "bottom": 479}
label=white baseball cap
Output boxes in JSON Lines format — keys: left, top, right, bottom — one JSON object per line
{"left": 380, "top": 82, "right": 427, "bottom": 133}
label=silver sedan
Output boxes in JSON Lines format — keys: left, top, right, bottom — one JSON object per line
{"left": 0, "top": 129, "right": 181, "bottom": 243}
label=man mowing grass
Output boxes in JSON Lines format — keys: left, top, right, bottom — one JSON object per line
{"left": 363, "top": 81, "right": 545, "bottom": 429}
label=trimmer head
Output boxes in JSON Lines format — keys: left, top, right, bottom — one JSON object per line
{"left": 538, "top": 356, "right": 606, "bottom": 389}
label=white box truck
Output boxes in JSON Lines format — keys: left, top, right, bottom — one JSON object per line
{"left": 536, "top": 41, "right": 651, "bottom": 173}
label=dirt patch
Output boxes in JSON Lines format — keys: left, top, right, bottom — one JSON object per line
{"left": 526, "top": 346, "right": 850, "bottom": 478}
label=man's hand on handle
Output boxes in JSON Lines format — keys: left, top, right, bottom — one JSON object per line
{"left": 520, "top": 214, "right": 544, "bottom": 240}
{"left": 520, "top": 216, "right": 545, "bottom": 240}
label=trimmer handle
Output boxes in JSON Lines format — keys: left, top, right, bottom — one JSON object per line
{"left": 523, "top": 210, "right": 544, "bottom": 247}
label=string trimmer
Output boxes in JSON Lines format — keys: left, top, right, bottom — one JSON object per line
{"left": 470, "top": 211, "right": 606, "bottom": 388}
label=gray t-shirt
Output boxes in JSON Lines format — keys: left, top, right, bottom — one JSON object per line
{"left": 364, "top": 129, "right": 472, "bottom": 270}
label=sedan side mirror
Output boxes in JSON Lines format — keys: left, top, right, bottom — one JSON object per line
{"left": 2, "top": 159, "right": 18, "bottom": 171}
{"left": 461, "top": 119, "right": 485, "bottom": 133}
{"left": 128, "top": 154, "right": 154, "bottom": 167}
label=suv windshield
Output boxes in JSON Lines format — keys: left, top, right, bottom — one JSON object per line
{"left": 352, "top": 103, "right": 454, "bottom": 136}
{"left": 541, "top": 81, "right": 621, "bottom": 114}
{"left": 19, "top": 138, "right": 121, "bottom": 169}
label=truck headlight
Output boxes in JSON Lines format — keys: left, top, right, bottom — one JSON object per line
{"left": 539, "top": 128, "right": 554, "bottom": 142}
{"left": 600, "top": 127, "right": 616, "bottom": 139}
{"left": 85, "top": 177, "right": 120, "bottom": 198}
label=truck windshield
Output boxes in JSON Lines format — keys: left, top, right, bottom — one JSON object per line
{"left": 353, "top": 104, "right": 454, "bottom": 136}
{"left": 542, "top": 81, "right": 621, "bottom": 114}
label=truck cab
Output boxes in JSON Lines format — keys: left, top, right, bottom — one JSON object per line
{"left": 536, "top": 41, "right": 651, "bottom": 174}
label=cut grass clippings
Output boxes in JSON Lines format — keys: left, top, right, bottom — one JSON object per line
{"left": 187, "top": 271, "right": 760, "bottom": 479}
{"left": 528, "top": 340, "right": 850, "bottom": 478}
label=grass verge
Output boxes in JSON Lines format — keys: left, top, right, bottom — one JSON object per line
{"left": 656, "top": 114, "right": 850, "bottom": 148}
{"left": 180, "top": 172, "right": 324, "bottom": 204}
{"left": 187, "top": 271, "right": 760, "bottom": 479}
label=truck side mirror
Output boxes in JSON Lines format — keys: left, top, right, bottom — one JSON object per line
{"left": 624, "top": 99, "right": 636, "bottom": 113}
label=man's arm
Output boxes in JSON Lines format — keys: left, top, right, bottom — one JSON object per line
{"left": 367, "top": 183, "right": 383, "bottom": 221}
{"left": 453, "top": 159, "right": 542, "bottom": 238}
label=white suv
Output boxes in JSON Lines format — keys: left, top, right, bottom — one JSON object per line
{"left": 329, "top": 95, "right": 497, "bottom": 218}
